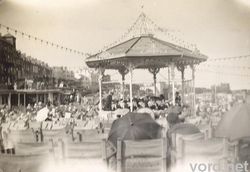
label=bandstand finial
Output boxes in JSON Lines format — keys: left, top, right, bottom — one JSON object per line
{"left": 139, "top": 0, "right": 146, "bottom": 16}
{"left": 141, "top": 4, "right": 144, "bottom": 11}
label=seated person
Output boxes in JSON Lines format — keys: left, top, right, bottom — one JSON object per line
{"left": 198, "top": 112, "right": 210, "bottom": 126}
{"left": 103, "top": 91, "right": 113, "bottom": 111}
{"left": 166, "top": 112, "right": 201, "bottom": 147}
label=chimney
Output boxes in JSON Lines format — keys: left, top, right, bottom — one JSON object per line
{"left": 3, "top": 33, "right": 16, "bottom": 48}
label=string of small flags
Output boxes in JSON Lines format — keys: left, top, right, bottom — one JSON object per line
{"left": 206, "top": 55, "right": 250, "bottom": 61}
{"left": 198, "top": 63, "right": 250, "bottom": 70}
{"left": 0, "top": 23, "right": 89, "bottom": 57}
{"left": 142, "top": 13, "right": 197, "bottom": 51}
{"left": 0, "top": 13, "right": 199, "bottom": 56}
{"left": 196, "top": 68, "right": 250, "bottom": 77}
{"left": 97, "top": 12, "right": 198, "bottom": 53}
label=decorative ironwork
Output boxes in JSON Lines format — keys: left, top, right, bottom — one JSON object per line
{"left": 118, "top": 67, "right": 129, "bottom": 80}
{"left": 148, "top": 67, "right": 160, "bottom": 80}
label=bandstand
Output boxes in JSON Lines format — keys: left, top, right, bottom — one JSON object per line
{"left": 85, "top": 16, "right": 208, "bottom": 114}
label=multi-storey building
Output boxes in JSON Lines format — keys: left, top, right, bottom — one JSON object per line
{"left": 0, "top": 33, "right": 80, "bottom": 107}
{"left": 0, "top": 33, "right": 52, "bottom": 90}
{"left": 51, "top": 66, "right": 75, "bottom": 88}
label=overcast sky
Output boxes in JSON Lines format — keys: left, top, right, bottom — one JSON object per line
{"left": 0, "top": 0, "right": 250, "bottom": 89}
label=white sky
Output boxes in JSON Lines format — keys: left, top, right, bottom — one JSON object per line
{"left": 0, "top": 0, "right": 250, "bottom": 89}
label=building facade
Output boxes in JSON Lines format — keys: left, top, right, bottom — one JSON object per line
{"left": 0, "top": 33, "right": 52, "bottom": 90}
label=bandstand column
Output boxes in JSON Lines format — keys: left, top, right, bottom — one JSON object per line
{"left": 118, "top": 68, "right": 129, "bottom": 100}
{"left": 121, "top": 74, "right": 125, "bottom": 99}
{"left": 168, "top": 66, "right": 171, "bottom": 100}
{"left": 128, "top": 65, "right": 134, "bottom": 112}
{"left": 191, "top": 65, "right": 196, "bottom": 116}
{"left": 98, "top": 67, "right": 105, "bottom": 112}
{"left": 168, "top": 67, "right": 171, "bottom": 87}
{"left": 154, "top": 74, "right": 157, "bottom": 96}
{"left": 148, "top": 68, "right": 160, "bottom": 96}
{"left": 170, "top": 63, "right": 175, "bottom": 106}
{"left": 177, "top": 65, "right": 186, "bottom": 105}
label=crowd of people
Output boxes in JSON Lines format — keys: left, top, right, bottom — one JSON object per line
{"left": 0, "top": 101, "right": 100, "bottom": 131}
{"left": 101, "top": 91, "right": 239, "bottom": 129}
{"left": 103, "top": 91, "right": 175, "bottom": 111}
{"left": 0, "top": 91, "right": 239, "bottom": 133}
{"left": 0, "top": 91, "right": 247, "bottom": 158}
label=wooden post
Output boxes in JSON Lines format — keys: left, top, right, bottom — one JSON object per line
{"left": 208, "top": 121, "right": 213, "bottom": 139}
{"left": 48, "top": 92, "right": 53, "bottom": 103}
{"left": 24, "top": 93, "right": 26, "bottom": 107}
{"left": 17, "top": 93, "right": 20, "bottom": 106}
{"left": 170, "top": 133, "right": 177, "bottom": 165}
{"left": 179, "top": 138, "right": 185, "bottom": 165}
{"left": 58, "top": 93, "right": 61, "bottom": 105}
{"left": 234, "top": 141, "right": 239, "bottom": 162}
{"left": 0, "top": 95, "right": 2, "bottom": 105}
{"left": 222, "top": 138, "right": 229, "bottom": 170}
{"left": 38, "top": 128, "right": 42, "bottom": 142}
{"left": 48, "top": 138, "right": 56, "bottom": 160}
{"left": 102, "top": 139, "right": 108, "bottom": 167}
{"left": 58, "top": 139, "right": 65, "bottom": 161}
{"left": 223, "top": 138, "right": 228, "bottom": 156}
{"left": 162, "top": 138, "right": 167, "bottom": 172}
{"left": 117, "top": 138, "right": 122, "bottom": 172}
{"left": 36, "top": 94, "right": 39, "bottom": 104}
{"left": 44, "top": 94, "right": 47, "bottom": 104}
{"left": 171, "top": 133, "right": 177, "bottom": 149}
{"left": 8, "top": 93, "right": 11, "bottom": 109}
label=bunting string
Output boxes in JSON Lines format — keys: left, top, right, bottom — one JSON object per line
{"left": 0, "top": 23, "right": 89, "bottom": 57}
{"left": 198, "top": 63, "right": 250, "bottom": 70}
{"left": 206, "top": 55, "right": 250, "bottom": 61}
{"left": 97, "top": 12, "right": 197, "bottom": 53}
{"left": 0, "top": 13, "right": 199, "bottom": 57}
{"left": 196, "top": 68, "right": 250, "bottom": 78}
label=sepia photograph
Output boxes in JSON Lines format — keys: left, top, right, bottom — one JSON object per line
{"left": 0, "top": 0, "right": 250, "bottom": 171}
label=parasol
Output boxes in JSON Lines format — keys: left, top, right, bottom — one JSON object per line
{"left": 108, "top": 112, "right": 162, "bottom": 147}
{"left": 214, "top": 103, "right": 250, "bottom": 140}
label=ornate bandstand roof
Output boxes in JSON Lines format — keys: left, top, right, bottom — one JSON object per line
{"left": 86, "top": 34, "right": 207, "bottom": 69}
